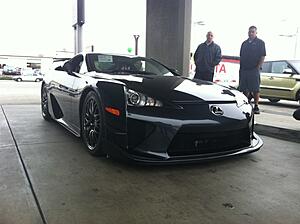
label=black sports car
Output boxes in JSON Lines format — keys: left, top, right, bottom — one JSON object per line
{"left": 41, "top": 53, "right": 263, "bottom": 164}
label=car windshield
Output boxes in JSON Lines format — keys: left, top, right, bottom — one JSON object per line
{"left": 290, "top": 61, "right": 300, "bottom": 73}
{"left": 86, "top": 53, "right": 175, "bottom": 76}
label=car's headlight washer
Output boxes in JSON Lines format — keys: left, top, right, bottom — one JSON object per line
{"left": 235, "top": 92, "right": 249, "bottom": 108}
{"left": 234, "top": 92, "right": 253, "bottom": 116}
{"left": 126, "top": 88, "right": 163, "bottom": 107}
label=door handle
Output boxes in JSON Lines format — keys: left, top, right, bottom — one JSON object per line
{"left": 269, "top": 76, "right": 274, "bottom": 80}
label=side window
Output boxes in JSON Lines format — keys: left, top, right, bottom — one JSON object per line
{"left": 145, "top": 61, "right": 161, "bottom": 74}
{"left": 133, "top": 60, "right": 145, "bottom": 71}
{"left": 271, "top": 61, "right": 288, "bottom": 74}
{"left": 261, "top": 62, "right": 271, "bottom": 73}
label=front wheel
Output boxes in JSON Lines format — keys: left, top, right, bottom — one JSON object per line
{"left": 17, "top": 78, "right": 22, "bottom": 82}
{"left": 81, "top": 91, "right": 106, "bottom": 156}
{"left": 41, "top": 85, "right": 51, "bottom": 121}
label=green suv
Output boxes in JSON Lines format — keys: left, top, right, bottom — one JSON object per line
{"left": 260, "top": 60, "right": 300, "bottom": 103}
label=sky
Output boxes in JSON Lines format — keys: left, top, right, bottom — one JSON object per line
{"left": 0, "top": 0, "right": 300, "bottom": 59}
{"left": 191, "top": 0, "right": 300, "bottom": 59}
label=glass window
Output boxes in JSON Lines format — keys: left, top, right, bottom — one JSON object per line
{"left": 289, "top": 61, "right": 300, "bottom": 73}
{"left": 271, "top": 61, "right": 288, "bottom": 74}
{"left": 86, "top": 53, "right": 175, "bottom": 76}
{"left": 261, "top": 62, "right": 271, "bottom": 73}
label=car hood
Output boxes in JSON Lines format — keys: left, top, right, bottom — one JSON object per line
{"left": 93, "top": 73, "right": 238, "bottom": 103}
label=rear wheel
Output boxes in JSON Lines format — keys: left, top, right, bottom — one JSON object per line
{"left": 297, "top": 90, "right": 300, "bottom": 104}
{"left": 35, "top": 78, "right": 41, "bottom": 82}
{"left": 17, "top": 78, "right": 22, "bottom": 82}
{"left": 81, "top": 91, "right": 106, "bottom": 156}
{"left": 41, "top": 85, "right": 51, "bottom": 121}
{"left": 268, "top": 98, "right": 280, "bottom": 103}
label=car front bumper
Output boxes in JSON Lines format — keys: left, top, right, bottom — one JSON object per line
{"left": 104, "top": 112, "right": 263, "bottom": 165}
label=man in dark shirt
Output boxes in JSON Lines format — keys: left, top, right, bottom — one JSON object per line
{"left": 239, "top": 26, "right": 266, "bottom": 114}
{"left": 194, "top": 31, "right": 222, "bottom": 81}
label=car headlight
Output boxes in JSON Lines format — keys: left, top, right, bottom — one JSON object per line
{"left": 126, "top": 88, "right": 163, "bottom": 107}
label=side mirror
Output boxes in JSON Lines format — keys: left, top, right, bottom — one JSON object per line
{"left": 62, "top": 63, "right": 74, "bottom": 75}
{"left": 54, "top": 66, "right": 64, "bottom": 71}
{"left": 283, "top": 68, "right": 295, "bottom": 75}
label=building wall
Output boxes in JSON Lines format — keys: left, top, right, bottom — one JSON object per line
{"left": 0, "top": 55, "right": 54, "bottom": 74}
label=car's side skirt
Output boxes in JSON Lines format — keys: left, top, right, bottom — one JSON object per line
{"left": 56, "top": 118, "right": 81, "bottom": 137}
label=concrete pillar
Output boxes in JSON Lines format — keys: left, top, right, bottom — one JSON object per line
{"left": 73, "top": 0, "right": 85, "bottom": 54}
{"left": 74, "top": 24, "right": 83, "bottom": 54}
{"left": 146, "top": 0, "right": 192, "bottom": 76}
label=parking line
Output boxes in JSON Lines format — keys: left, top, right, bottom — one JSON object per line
{"left": 0, "top": 105, "right": 47, "bottom": 224}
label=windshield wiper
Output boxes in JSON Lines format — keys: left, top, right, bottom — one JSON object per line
{"left": 131, "top": 71, "right": 158, "bottom": 75}
{"left": 98, "top": 69, "right": 131, "bottom": 75}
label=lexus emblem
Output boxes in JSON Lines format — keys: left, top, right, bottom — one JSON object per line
{"left": 210, "top": 105, "right": 224, "bottom": 116}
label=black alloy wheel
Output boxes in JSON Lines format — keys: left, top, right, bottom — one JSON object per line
{"left": 81, "top": 91, "right": 106, "bottom": 156}
{"left": 41, "top": 85, "right": 51, "bottom": 121}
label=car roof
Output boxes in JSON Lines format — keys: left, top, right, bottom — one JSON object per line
{"left": 77, "top": 52, "right": 141, "bottom": 59}
{"left": 264, "top": 58, "right": 300, "bottom": 63}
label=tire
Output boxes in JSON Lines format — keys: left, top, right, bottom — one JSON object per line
{"left": 41, "top": 85, "right": 52, "bottom": 121}
{"left": 268, "top": 98, "right": 280, "bottom": 103}
{"left": 17, "top": 78, "right": 22, "bottom": 82}
{"left": 81, "top": 91, "right": 106, "bottom": 156}
{"left": 296, "top": 90, "right": 300, "bottom": 104}
{"left": 35, "top": 78, "right": 41, "bottom": 82}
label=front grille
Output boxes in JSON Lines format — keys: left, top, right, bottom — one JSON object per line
{"left": 168, "top": 128, "right": 250, "bottom": 156}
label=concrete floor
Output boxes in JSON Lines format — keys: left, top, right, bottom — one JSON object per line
{"left": 255, "top": 99, "right": 300, "bottom": 132}
{"left": 1, "top": 104, "right": 300, "bottom": 224}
